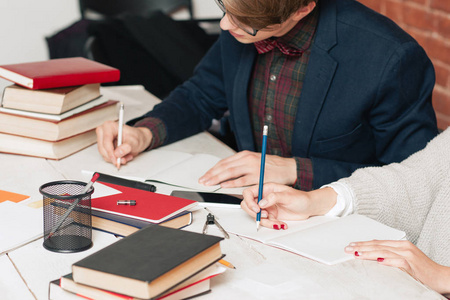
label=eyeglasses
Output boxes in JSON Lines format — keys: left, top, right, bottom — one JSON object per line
{"left": 214, "top": 0, "right": 259, "bottom": 36}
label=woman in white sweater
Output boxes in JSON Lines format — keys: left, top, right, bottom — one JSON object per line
{"left": 241, "top": 129, "right": 450, "bottom": 295}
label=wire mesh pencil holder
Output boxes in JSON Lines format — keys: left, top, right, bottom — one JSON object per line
{"left": 40, "top": 180, "right": 93, "bottom": 253}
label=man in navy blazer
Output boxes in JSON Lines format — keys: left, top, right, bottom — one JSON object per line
{"left": 97, "top": 0, "right": 438, "bottom": 190}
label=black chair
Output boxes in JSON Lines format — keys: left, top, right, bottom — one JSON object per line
{"left": 47, "top": 0, "right": 232, "bottom": 149}
{"left": 79, "top": 0, "right": 193, "bottom": 19}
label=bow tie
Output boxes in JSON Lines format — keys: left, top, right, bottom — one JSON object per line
{"left": 254, "top": 39, "right": 303, "bottom": 56}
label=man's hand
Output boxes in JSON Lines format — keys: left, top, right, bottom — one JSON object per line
{"left": 198, "top": 150, "right": 297, "bottom": 188}
{"left": 96, "top": 120, "right": 153, "bottom": 166}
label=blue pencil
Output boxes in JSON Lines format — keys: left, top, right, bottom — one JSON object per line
{"left": 256, "top": 125, "right": 268, "bottom": 231}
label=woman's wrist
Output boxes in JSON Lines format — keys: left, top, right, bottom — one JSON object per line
{"left": 307, "top": 187, "right": 337, "bottom": 216}
{"left": 435, "top": 264, "right": 450, "bottom": 295}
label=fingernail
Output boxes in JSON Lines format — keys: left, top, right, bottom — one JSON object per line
{"left": 252, "top": 207, "right": 260, "bottom": 214}
{"left": 261, "top": 212, "right": 268, "bottom": 218}
{"left": 345, "top": 246, "right": 354, "bottom": 252}
{"left": 355, "top": 251, "right": 361, "bottom": 257}
{"left": 259, "top": 199, "right": 267, "bottom": 207}
{"left": 273, "top": 224, "right": 279, "bottom": 230}
{"left": 377, "top": 257, "right": 384, "bottom": 262}
{"left": 280, "top": 224, "right": 286, "bottom": 230}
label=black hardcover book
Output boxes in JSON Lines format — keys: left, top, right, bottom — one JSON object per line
{"left": 72, "top": 225, "right": 223, "bottom": 299}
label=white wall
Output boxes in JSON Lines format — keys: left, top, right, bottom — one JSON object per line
{"left": 0, "top": 0, "right": 222, "bottom": 92}
{"left": 192, "top": 0, "right": 222, "bottom": 19}
{"left": 0, "top": 0, "right": 80, "bottom": 91}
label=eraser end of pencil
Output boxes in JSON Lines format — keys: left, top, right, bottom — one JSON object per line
{"left": 92, "top": 172, "right": 100, "bottom": 181}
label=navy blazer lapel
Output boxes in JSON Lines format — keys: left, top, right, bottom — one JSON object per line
{"left": 292, "top": 0, "right": 338, "bottom": 156}
{"left": 231, "top": 45, "right": 257, "bottom": 151}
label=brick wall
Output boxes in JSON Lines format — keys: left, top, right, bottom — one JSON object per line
{"left": 358, "top": 0, "right": 450, "bottom": 129}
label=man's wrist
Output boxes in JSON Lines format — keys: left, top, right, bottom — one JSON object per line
{"left": 293, "top": 157, "right": 313, "bottom": 191}
{"left": 133, "top": 117, "right": 167, "bottom": 150}
{"left": 136, "top": 127, "right": 153, "bottom": 153}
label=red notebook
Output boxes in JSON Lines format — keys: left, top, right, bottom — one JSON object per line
{"left": 0, "top": 57, "right": 120, "bottom": 89}
{"left": 92, "top": 181, "right": 198, "bottom": 223}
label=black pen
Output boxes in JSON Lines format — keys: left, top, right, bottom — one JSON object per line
{"left": 95, "top": 172, "right": 156, "bottom": 192}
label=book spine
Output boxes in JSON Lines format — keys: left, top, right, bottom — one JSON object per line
{"left": 32, "top": 72, "right": 120, "bottom": 90}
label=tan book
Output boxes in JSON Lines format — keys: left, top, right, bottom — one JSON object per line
{"left": 2, "top": 83, "right": 101, "bottom": 114}
{"left": 92, "top": 210, "right": 193, "bottom": 237}
{"left": 0, "top": 100, "right": 118, "bottom": 141}
{"left": 54, "top": 263, "right": 225, "bottom": 300}
{"left": 0, "top": 129, "right": 97, "bottom": 160}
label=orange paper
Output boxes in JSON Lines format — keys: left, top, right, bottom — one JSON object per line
{"left": 0, "top": 190, "right": 30, "bottom": 203}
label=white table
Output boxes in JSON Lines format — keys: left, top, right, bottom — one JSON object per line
{"left": 0, "top": 86, "right": 443, "bottom": 300}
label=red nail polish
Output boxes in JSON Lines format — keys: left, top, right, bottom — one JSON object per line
{"left": 354, "top": 251, "right": 360, "bottom": 257}
{"left": 280, "top": 224, "right": 286, "bottom": 230}
{"left": 377, "top": 257, "right": 384, "bottom": 262}
{"left": 273, "top": 224, "right": 279, "bottom": 230}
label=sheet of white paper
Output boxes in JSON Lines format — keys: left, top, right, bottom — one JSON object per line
{"left": 206, "top": 208, "right": 405, "bottom": 265}
{"left": 146, "top": 153, "right": 221, "bottom": 192}
{"left": 84, "top": 149, "right": 221, "bottom": 192}
{"left": 91, "top": 182, "right": 122, "bottom": 198}
{"left": 0, "top": 201, "right": 43, "bottom": 254}
{"left": 269, "top": 214, "right": 406, "bottom": 265}
{"left": 0, "top": 255, "right": 35, "bottom": 300}
{"left": 8, "top": 230, "right": 118, "bottom": 300}
{"left": 206, "top": 208, "right": 335, "bottom": 243}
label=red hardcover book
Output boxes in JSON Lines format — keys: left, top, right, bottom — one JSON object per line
{"left": 0, "top": 57, "right": 120, "bottom": 89}
{"left": 92, "top": 181, "right": 198, "bottom": 223}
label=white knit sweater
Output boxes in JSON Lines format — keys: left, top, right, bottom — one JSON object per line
{"left": 339, "top": 128, "right": 450, "bottom": 266}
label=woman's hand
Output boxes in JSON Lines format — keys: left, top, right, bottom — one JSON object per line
{"left": 96, "top": 121, "right": 153, "bottom": 166}
{"left": 345, "top": 240, "right": 450, "bottom": 294}
{"left": 198, "top": 150, "right": 297, "bottom": 188}
{"left": 240, "top": 183, "right": 337, "bottom": 230}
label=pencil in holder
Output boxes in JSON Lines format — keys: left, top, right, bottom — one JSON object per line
{"left": 40, "top": 180, "right": 93, "bottom": 253}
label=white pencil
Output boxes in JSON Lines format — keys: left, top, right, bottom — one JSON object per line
{"left": 116, "top": 103, "right": 124, "bottom": 170}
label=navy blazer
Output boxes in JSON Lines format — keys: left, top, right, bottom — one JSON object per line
{"left": 137, "top": 0, "right": 438, "bottom": 189}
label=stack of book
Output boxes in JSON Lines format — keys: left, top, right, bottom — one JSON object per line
{"left": 0, "top": 57, "right": 120, "bottom": 159}
{"left": 91, "top": 173, "right": 198, "bottom": 236}
{"left": 50, "top": 225, "right": 225, "bottom": 299}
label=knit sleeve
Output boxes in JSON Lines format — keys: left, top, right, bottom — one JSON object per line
{"left": 339, "top": 129, "right": 450, "bottom": 244}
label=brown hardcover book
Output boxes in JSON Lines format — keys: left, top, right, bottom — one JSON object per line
{"left": 72, "top": 225, "right": 224, "bottom": 299}
{"left": 1, "top": 83, "right": 101, "bottom": 114}
{"left": 57, "top": 263, "right": 225, "bottom": 300}
{"left": 0, "top": 57, "right": 120, "bottom": 89}
{"left": 0, "top": 99, "right": 118, "bottom": 141}
{"left": 92, "top": 210, "right": 193, "bottom": 237}
{"left": 0, "top": 129, "right": 97, "bottom": 160}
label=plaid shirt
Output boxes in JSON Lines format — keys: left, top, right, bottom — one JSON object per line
{"left": 250, "top": 9, "right": 318, "bottom": 190}
{"left": 135, "top": 9, "right": 319, "bottom": 190}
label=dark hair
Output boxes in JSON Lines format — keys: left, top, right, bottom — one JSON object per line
{"left": 224, "top": 0, "right": 317, "bottom": 29}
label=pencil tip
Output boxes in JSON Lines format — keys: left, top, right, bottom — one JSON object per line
{"left": 256, "top": 221, "right": 260, "bottom": 231}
